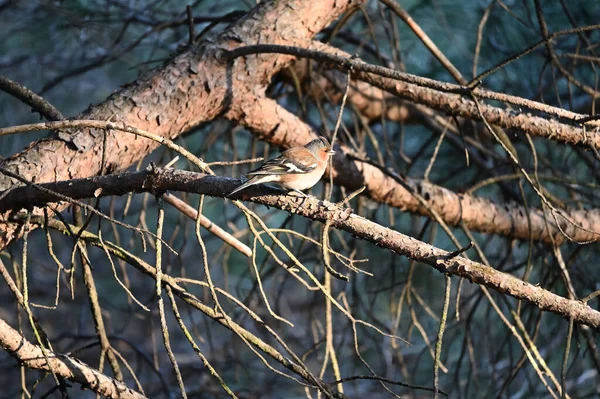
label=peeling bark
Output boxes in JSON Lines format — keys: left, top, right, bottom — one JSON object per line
{"left": 0, "top": 0, "right": 359, "bottom": 250}
{"left": 285, "top": 59, "right": 413, "bottom": 122}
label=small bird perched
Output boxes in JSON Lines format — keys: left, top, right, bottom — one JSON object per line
{"left": 228, "top": 136, "right": 335, "bottom": 197}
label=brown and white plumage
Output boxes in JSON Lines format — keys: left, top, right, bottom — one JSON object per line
{"left": 228, "top": 136, "right": 335, "bottom": 196}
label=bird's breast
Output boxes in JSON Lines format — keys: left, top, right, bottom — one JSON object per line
{"left": 279, "top": 168, "right": 324, "bottom": 190}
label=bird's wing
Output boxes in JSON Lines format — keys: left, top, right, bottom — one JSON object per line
{"left": 228, "top": 175, "right": 274, "bottom": 196}
{"left": 246, "top": 148, "right": 317, "bottom": 176}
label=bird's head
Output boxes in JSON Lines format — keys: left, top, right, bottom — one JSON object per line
{"left": 306, "top": 136, "right": 335, "bottom": 159}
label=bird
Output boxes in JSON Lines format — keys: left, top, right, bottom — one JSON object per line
{"left": 228, "top": 136, "right": 335, "bottom": 197}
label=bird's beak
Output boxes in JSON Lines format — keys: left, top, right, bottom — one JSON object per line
{"left": 328, "top": 150, "right": 335, "bottom": 155}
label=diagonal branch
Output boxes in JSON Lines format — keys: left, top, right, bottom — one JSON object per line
{"left": 0, "top": 316, "right": 146, "bottom": 399}
{"left": 2, "top": 168, "right": 598, "bottom": 330}
{"left": 229, "top": 95, "right": 600, "bottom": 244}
{"left": 0, "top": 0, "right": 358, "bottom": 251}
{"left": 0, "top": 75, "right": 64, "bottom": 121}
{"left": 228, "top": 43, "right": 600, "bottom": 135}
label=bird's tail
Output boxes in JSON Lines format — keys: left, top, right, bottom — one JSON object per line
{"left": 227, "top": 176, "right": 262, "bottom": 197}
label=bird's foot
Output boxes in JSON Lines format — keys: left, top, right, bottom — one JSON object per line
{"left": 289, "top": 189, "right": 310, "bottom": 198}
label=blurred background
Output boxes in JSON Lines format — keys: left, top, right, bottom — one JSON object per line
{"left": 1, "top": 0, "right": 600, "bottom": 398}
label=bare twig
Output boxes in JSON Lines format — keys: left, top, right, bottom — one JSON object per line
{"left": 164, "top": 193, "right": 252, "bottom": 257}
{"left": 154, "top": 197, "right": 187, "bottom": 398}
{"left": 433, "top": 275, "right": 451, "bottom": 399}
{"left": 0, "top": 75, "right": 64, "bottom": 121}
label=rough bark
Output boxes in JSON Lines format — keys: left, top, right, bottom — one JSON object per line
{"left": 0, "top": 318, "right": 146, "bottom": 399}
{"left": 3, "top": 168, "right": 598, "bottom": 329}
{"left": 0, "top": 0, "right": 359, "bottom": 250}
{"left": 3, "top": 0, "right": 598, "bottom": 250}
{"left": 285, "top": 59, "right": 413, "bottom": 122}
{"left": 233, "top": 96, "right": 600, "bottom": 244}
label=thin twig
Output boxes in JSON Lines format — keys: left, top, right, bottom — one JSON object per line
{"left": 328, "top": 375, "right": 448, "bottom": 396}
{"left": 433, "top": 274, "right": 451, "bottom": 399}
{"left": 0, "top": 75, "right": 64, "bottom": 121}
{"left": 166, "top": 286, "right": 238, "bottom": 398}
{"left": 186, "top": 5, "right": 195, "bottom": 45}
{"left": 154, "top": 196, "right": 187, "bottom": 398}
{"left": 164, "top": 193, "right": 252, "bottom": 257}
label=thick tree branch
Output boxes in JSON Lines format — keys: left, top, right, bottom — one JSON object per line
{"left": 229, "top": 96, "right": 600, "bottom": 244}
{"left": 0, "top": 0, "right": 359, "bottom": 250}
{"left": 1, "top": 168, "right": 598, "bottom": 330}
{"left": 285, "top": 60, "right": 414, "bottom": 123}
{"left": 227, "top": 43, "right": 600, "bottom": 147}
{"left": 224, "top": 42, "right": 600, "bottom": 244}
